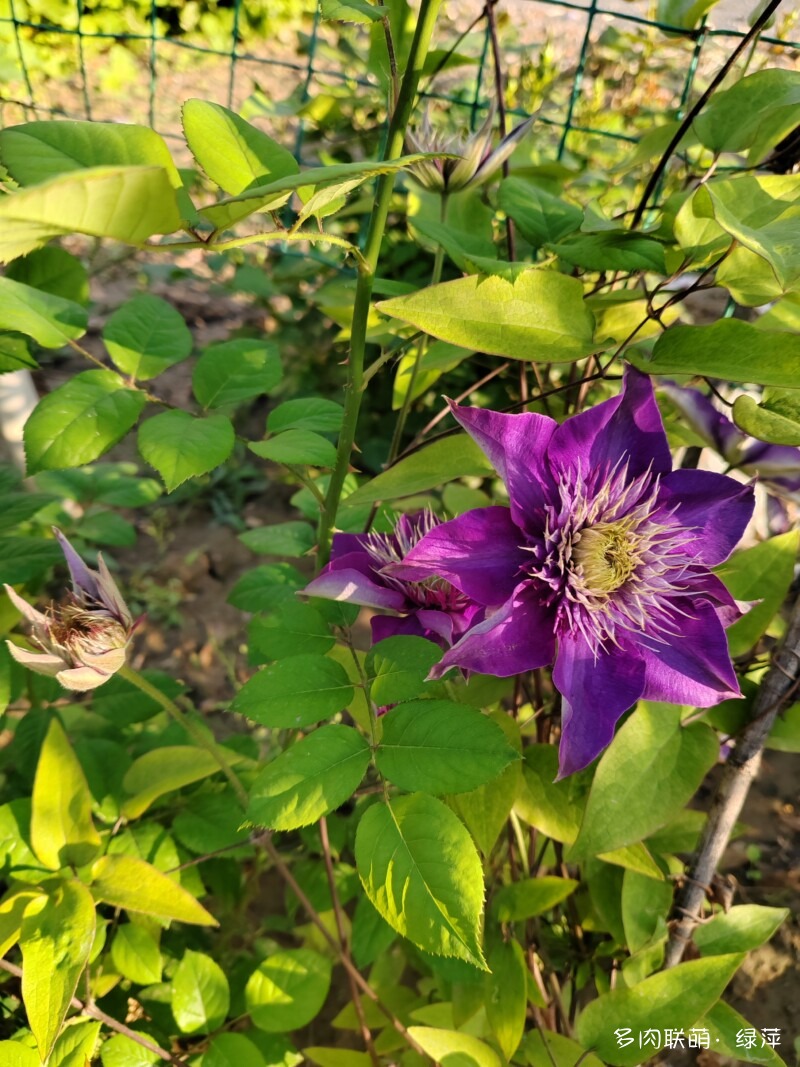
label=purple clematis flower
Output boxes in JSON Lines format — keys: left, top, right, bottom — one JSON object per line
{"left": 390, "top": 368, "right": 754, "bottom": 777}
{"left": 303, "top": 510, "right": 482, "bottom": 648}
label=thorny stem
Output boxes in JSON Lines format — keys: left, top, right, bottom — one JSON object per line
{"left": 259, "top": 833, "right": 434, "bottom": 1062}
{"left": 118, "top": 665, "right": 249, "bottom": 810}
{"left": 319, "top": 816, "right": 380, "bottom": 1067}
{"left": 0, "top": 958, "right": 187, "bottom": 1067}
{"left": 630, "top": 0, "right": 785, "bottom": 227}
{"left": 317, "top": 0, "right": 444, "bottom": 566}
{"left": 663, "top": 591, "right": 800, "bottom": 968}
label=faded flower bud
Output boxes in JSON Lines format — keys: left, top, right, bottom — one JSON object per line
{"left": 4, "top": 528, "right": 136, "bottom": 691}
{"left": 405, "top": 104, "right": 535, "bottom": 194}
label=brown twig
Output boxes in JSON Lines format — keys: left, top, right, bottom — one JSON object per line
{"left": 663, "top": 591, "right": 800, "bottom": 968}
{"left": 319, "top": 817, "right": 380, "bottom": 1067}
{"left": 0, "top": 958, "right": 187, "bottom": 1066}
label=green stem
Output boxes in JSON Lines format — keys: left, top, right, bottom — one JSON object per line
{"left": 386, "top": 195, "right": 448, "bottom": 465}
{"left": 316, "top": 0, "right": 443, "bottom": 567}
{"left": 119, "top": 665, "right": 249, "bottom": 811}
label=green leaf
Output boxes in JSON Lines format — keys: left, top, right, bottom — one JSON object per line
{"left": 717, "top": 245, "right": 789, "bottom": 307}
{"left": 365, "top": 635, "right": 441, "bottom": 705}
{"left": 89, "top": 855, "right": 217, "bottom": 925}
{"left": 182, "top": 99, "right": 299, "bottom": 197}
{"left": 246, "top": 949, "right": 332, "bottom": 1031}
{"left": 250, "top": 429, "right": 337, "bottom": 468}
{"left": 247, "top": 724, "right": 370, "bottom": 831}
{"left": 20, "top": 880, "right": 96, "bottom": 1061}
{"left": 320, "top": 0, "right": 382, "bottom": 21}
{"left": 514, "top": 744, "right": 592, "bottom": 845}
{"left": 138, "top": 410, "right": 235, "bottom": 491}
{"left": 621, "top": 870, "right": 673, "bottom": 953}
{"left": 227, "top": 563, "right": 304, "bottom": 613}
{"left": 122, "top": 746, "right": 239, "bottom": 819}
{"left": 49, "top": 1018, "right": 101, "bottom": 1067}
{"left": 193, "top": 338, "right": 282, "bottom": 409}
{"left": 732, "top": 393, "right": 800, "bottom": 446}
{"left": 103, "top": 294, "right": 192, "bottom": 381}
{"left": 569, "top": 703, "right": 718, "bottom": 859}
{"left": 701, "top": 1001, "right": 789, "bottom": 1067}
{"left": 172, "top": 949, "right": 230, "bottom": 1034}
{"left": 172, "top": 791, "right": 251, "bottom": 854}
{"left": 498, "top": 178, "right": 582, "bottom": 245}
{"left": 355, "top": 793, "right": 486, "bottom": 967}
{"left": 101, "top": 1034, "right": 160, "bottom": 1067}
{"left": 200, "top": 156, "right": 426, "bottom": 229}
{"left": 657, "top": 0, "right": 720, "bottom": 31}
{"left": 492, "top": 877, "right": 578, "bottom": 922}
{"left": 0, "top": 889, "right": 41, "bottom": 958}
{"left": 693, "top": 904, "right": 789, "bottom": 956}
{"left": 111, "top": 923, "right": 163, "bottom": 985}
{"left": 0, "top": 275, "right": 86, "bottom": 347}
{"left": 575, "top": 954, "right": 744, "bottom": 1066}
{"left": 377, "top": 270, "right": 597, "bottom": 363}
{"left": 692, "top": 69, "right": 800, "bottom": 163}
{"left": 0, "top": 538, "right": 61, "bottom": 585}
{"left": 552, "top": 231, "right": 667, "bottom": 273}
{"left": 0, "top": 1044, "right": 39, "bottom": 1067}
{"left": 30, "top": 717, "right": 102, "bottom": 870}
{"left": 0, "top": 166, "right": 182, "bottom": 263}
{"left": 231, "top": 653, "right": 354, "bottom": 728}
{"left": 717, "top": 530, "right": 800, "bottom": 656}
{"left": 267, "top": 398, "right": 344, "bottom": 434}
{"left": 0, "top": 491, "right": 56, "bottom": 532}
{"left": 203, "top": 1034, "right": 269, "bottom": 1067}
{"left": 599, "top": 842, "right": 665, "bottom": 880}
{"left": 341, "top": 434, "right": 492, "bottom": 508}
{"left": 485, "top": 940, "right": 527, "bottom": 1061}
{"left": 375, "top": 700, "right": 517, "bottom": 795}
{"left": 520, "top": 1030, "right": 605, "bottom": 1067}
{"left": 0, "top": 119, "right": 182, "bottom": 189}
{"left": 6, "top": 247, "right": 89, "bottom": 304}
{"left": 0, "top": 335, "right": 38, "bottom": 374}
{"left": 406, "top": 1028, "right": 501, "bottom": 1067}
{"left": 24, "top": 370, "right": 146, "bottom": 473}
{"left": 248, "top": 602, "right": 334, "bottom": 662}
{"left": 240, "top": 520, "right": 315, "bottom": 558}
{"left": 634, "top": 320, "right": 800, "bottom": 387}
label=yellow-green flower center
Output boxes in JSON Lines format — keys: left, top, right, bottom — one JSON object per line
{"left": 575, "top": 523, "right": 637, "bottom": 594}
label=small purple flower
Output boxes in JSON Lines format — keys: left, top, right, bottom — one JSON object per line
{"left": 303, "top": 510, "right": 482, "bottom": 648}
{"left": 390, "top": 368, "right": 754, "bottom": 777}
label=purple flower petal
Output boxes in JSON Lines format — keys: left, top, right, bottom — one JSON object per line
{"left": 430, "top": 584, "right": 556, "bottom": 679}
{"left": 448, "top": 404, "right": 557, "bottom": 534}
{"left": 638, "top": 600, "right": 741, "bottom": 705}
{"left": 548, "top": 367, "right": 672, "bottom": 481}
{"left": 657, "top": 469, "right": 754, "bottom": 566}
{"left": 554, "top": 635, "right": 647, "bottom": 777}
{"left": 688, "top": 571, "right": 749, "bottom": 628}
{"left": 371, "top": 613, "right": 433, "bottom": 644}
{"left": 659, "top": 382, "right": 744, "bottom": 462}
{"left": 389, "top": 506, "right": 528, "bottom": 606}
{"left": 740, "top": 440, "right": 800, "bottom": 481}
{"left": 304, "top": 553, "right": 408, "bottom": 612}
{"left": 54, "top": 528, "right": 101, "bottom": 601}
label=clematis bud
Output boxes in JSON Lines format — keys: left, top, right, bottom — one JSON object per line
{"left": 405, "top": 104, "right": 535, "bottom": 194}
{"left": 4, "top": 529, "right": 136, "bottom": 691}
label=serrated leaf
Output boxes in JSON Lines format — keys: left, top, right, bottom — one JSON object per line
{"left": 227, "top": 563, "right": 304, "bottom": 612}
{"left": 365, "top": 635, "right": 441, "bottom": 705}
{"left": 376, "top": 700, "right": 517, "bottom": 795}
{"left": 0, "top": 166, "right": 181, "bottom": 263}
{"left": 6, "top": 247, "right": 89, "bottom": 304}
{"left": 103, "top": 294, "right": 192, "bottom": 381}
{"left": 0, "top": 491, "right": 56, "bottom": 532}
{"left": 377, "top": 270, "right": 596, "bottom": 363}
{"left": 231, "top": 653, "right": 354, "bottom": 728}
{"left": 355, "top": 793, "right": 486, "bottom": 967}
{"left": 193, "top": 338, "right": 282, "bottom": 409}
{"left": 20, "top": 880, "right": 96, "bottom": 1061}
{"left": 182, "top": 99, "right": 298, "bottom": 197}
{"left": 111, "top": 923, "right": 162, "bottom": 985}
{"left": 30, "top": 717, "right": 101, "bottom": 870}
{"left": 0, "top": 275, "right": 86, "bottom": 347}
{"left": 248, "top": 602, "right": 334, "bottom": 662}
{"left": 575, "top": 954, "right": 745, "bottom": 1066}
{"left": 138, "top": 410, "right": 234, "bottom": 491}
{"left": 267, "top": 398, "right": 344, "bottom": 434}
{"left": 90, "top": 855, "right": 217, "bottom": 926}
{"left": 0, "top": 537, "right": 62, "bottom": 585}
{"left": 24, "top": 370, "right": 146, "bottom": 473}
{"left": 240, "top": 520, "right": 315, "bottom": 558}
{"left": 247, "top": 724, "right": 370, "bottom": 831}
{"left": 172, "top": 949, "right": 229, "bottom": 1034}
{"left": 172, "top": 791, "right": 251, "bottom": 854}
{"left": 341, "top": 433, "right": 492, "bottom": 508}
{"left": 245, "top": 949, "right": 332, "bottom": 1032}
{"left": 569, "top": 703, "right": 718, "bottom": 859}
{"left": 249, "top": 429, "right": 337, "bottom": 468}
